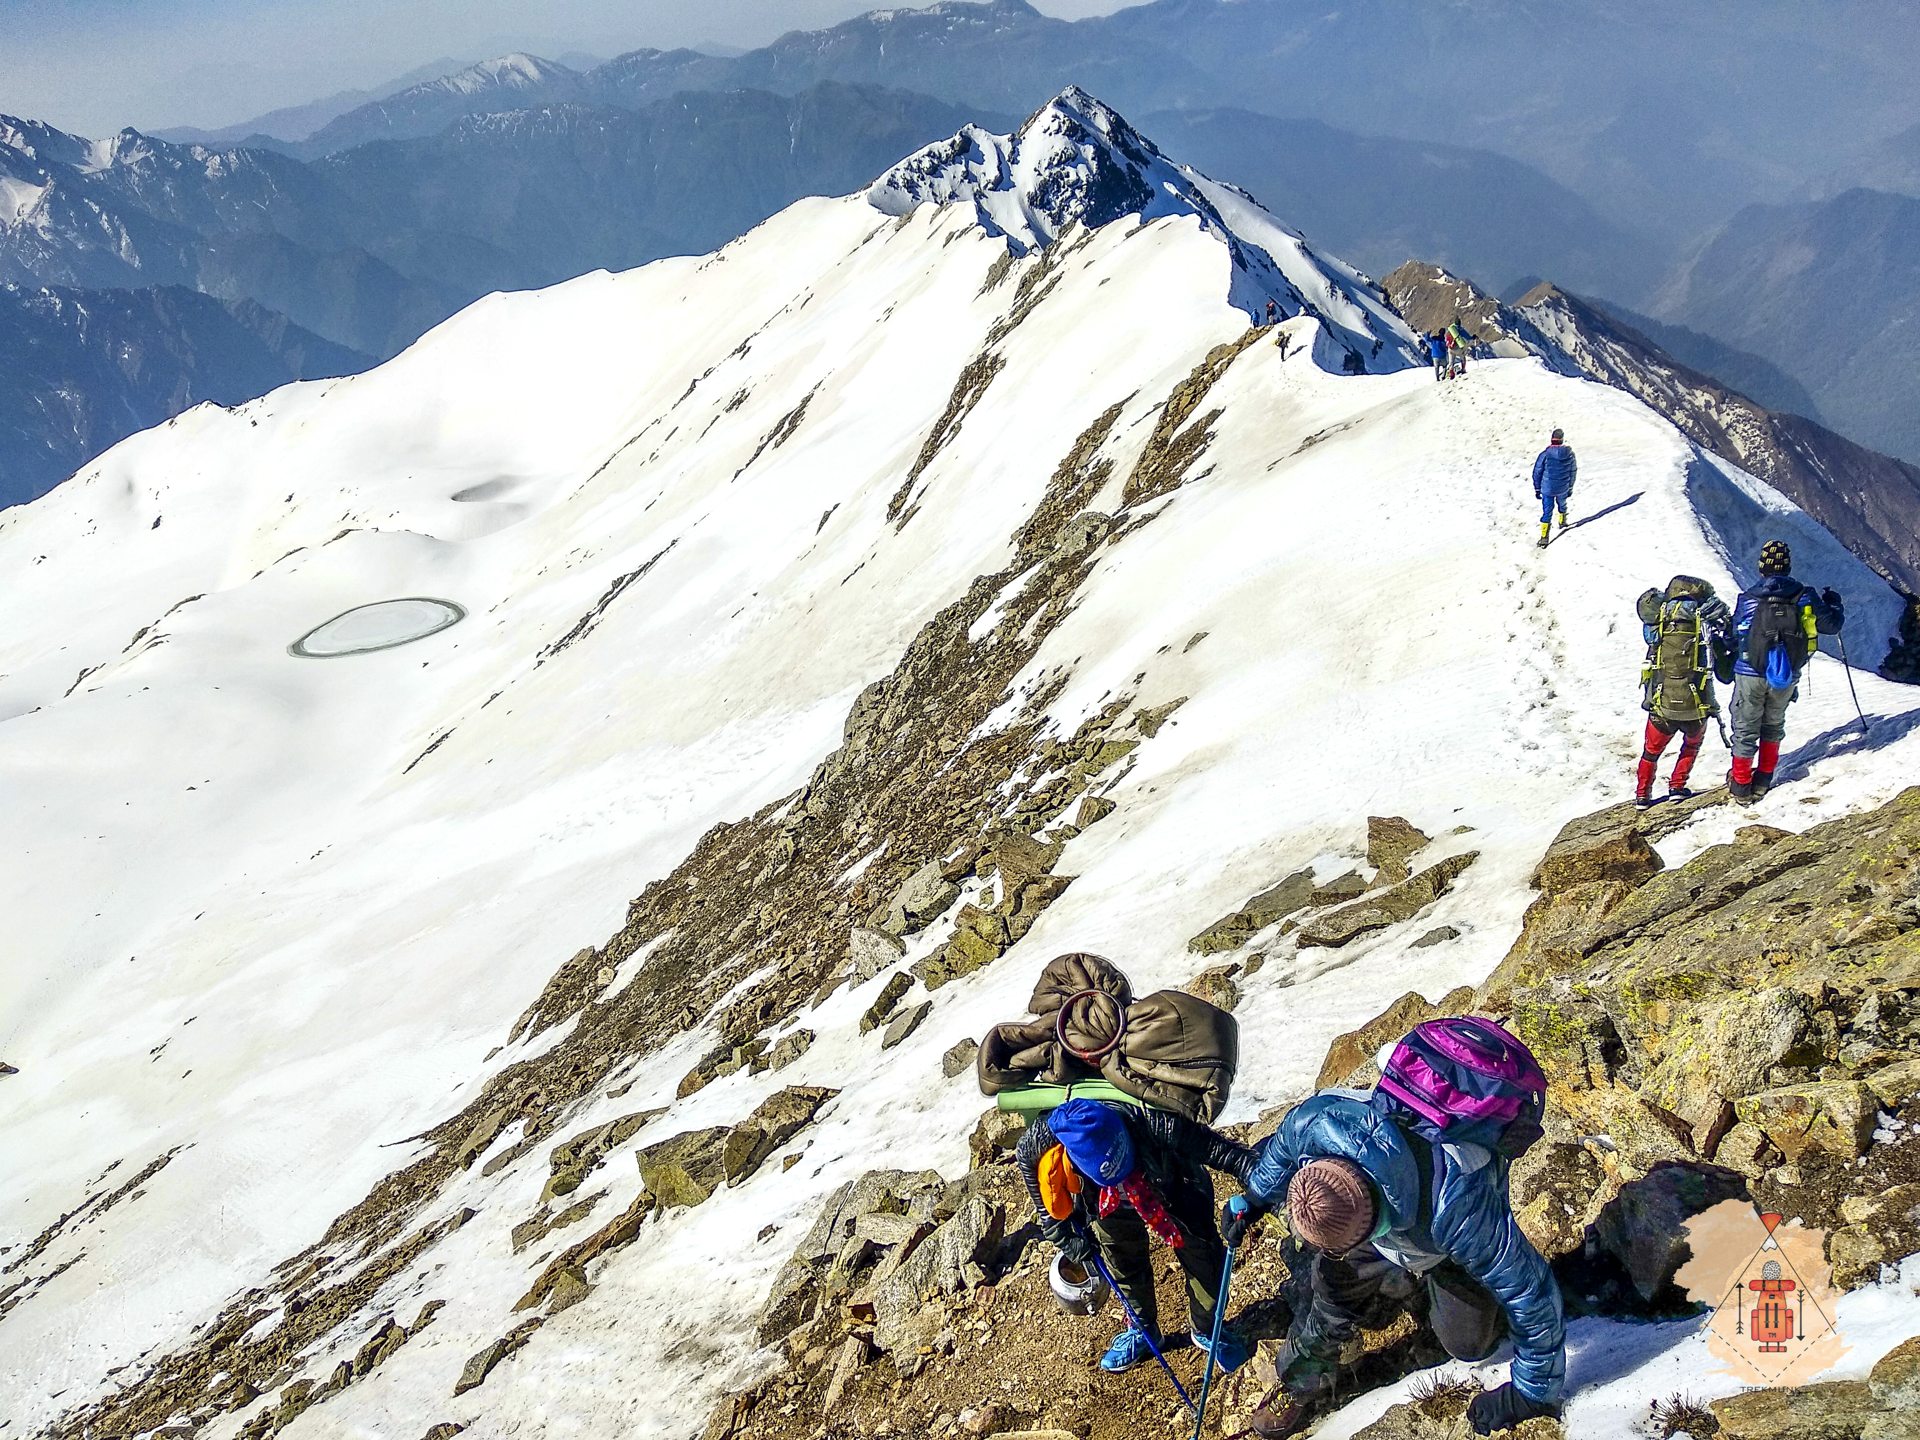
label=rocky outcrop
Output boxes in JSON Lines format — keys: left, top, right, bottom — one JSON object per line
{"left": 1297, "top": 852, "right": 1478, "bottom": 949}
{"left": 1495, "top": 787, "right": 1920, "bottom": 1295}
{"left": 638, "top": 1087, "right": 837, "bottom": 1212}
{"left": 1366, "top": 816, "right": 1431, "bottom": 886}
{"left": 1188, "top": 868, "right": 1315, "bottom": 953}
{"left": 1314, "top": 987, "right": 1474, "bottom": 1090}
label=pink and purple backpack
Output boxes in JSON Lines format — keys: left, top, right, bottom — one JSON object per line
{"left": 1377, "top": 1017, "right": 1547, "bottom": 1160}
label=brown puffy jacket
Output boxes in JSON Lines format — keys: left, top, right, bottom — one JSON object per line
{"left": 975, "top": 953, "right": 1238, "bottom": 1122}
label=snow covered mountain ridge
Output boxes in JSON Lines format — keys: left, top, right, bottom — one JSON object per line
{"left": 871, "top": 87, "right": 1414, "bottom": 370}
{"left": 2, "top": 91, "right": 1917, "bottom": 1440}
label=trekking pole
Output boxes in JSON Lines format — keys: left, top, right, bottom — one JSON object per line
{"left": 1089, "top": 1251, "right": 1197, "bottom": 1414}
{"left": 1835, "top": 630, "right": 1870, "bottom": 736}
{"left": 1190, "top": 1241, "right": 1237, "bottom": 1440}
{"left": 1713, "top": 712, "right": 1731, "bottom": 751}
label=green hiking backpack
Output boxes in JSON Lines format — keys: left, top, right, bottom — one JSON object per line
{"left": 1639, "top": 576, "right": 1723, "bottom": 722}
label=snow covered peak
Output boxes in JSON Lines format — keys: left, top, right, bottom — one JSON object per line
{"left": 434, "top": 52, "right": 571, "bottom": 95}
{"left": 868, "top": 86, "right": 1190, "bottom": 253}
{"left": 0, "top": 115, "right": 95, "bottom": 170}
{"left": 868, "top": 87, "right": 1417, "bottom": 370}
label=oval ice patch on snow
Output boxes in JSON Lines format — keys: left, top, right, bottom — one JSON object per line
{"left": 289, "top": 598, "right": 466, "bottom": 658}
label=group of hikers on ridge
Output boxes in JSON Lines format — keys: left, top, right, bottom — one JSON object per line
{"left": 1426, "top": 322, "right": 1474, "bottom": 380}
{"left": 1633, "top": 538, "right": 1845, "bottom": 806}
{"left": 982, "top": 958, "right": 1561, "bottom": 1438}
{"left": 1524, "top": 426, "right": 1849, "bottom": 805}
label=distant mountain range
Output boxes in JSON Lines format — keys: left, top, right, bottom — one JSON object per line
{"left": 0, "top": 84, "right": 996, "bottom": 504}
{"left": 249, "top": 0, "right": 1920, "bottom": 249}
{"left": 0, "top": 284, "right": 367, "bottom": 507}
{"left": 150, "top": 58, "right": 473, "bottom": 147}
{"left": 9, "top": 0, "right": 1920, "bottom": 506}
{"left": 1653, "top": 186, "right": 1920, "bottom": 466}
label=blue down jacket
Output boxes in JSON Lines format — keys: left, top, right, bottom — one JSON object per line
{"left": 1245, "top": 1091, "right": 1566, "bottom": 1404}
{"left": 1531, "top": 443, "right": 1577, "bottom": 497}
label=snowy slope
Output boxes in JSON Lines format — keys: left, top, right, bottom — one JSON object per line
{"left": 2, "top": 94, "right": 1916, "bottom": 1440}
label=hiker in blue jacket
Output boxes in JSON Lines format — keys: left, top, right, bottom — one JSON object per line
{"left": 1726, "top": 538, "right": 1844, "bottom": 803}
{"left": 1530, "top": 428, "right": 1576, "bottom": 547}
{"left": 1227, "top": 1091, "right": 1566, "bottom": 1437}
{"left": 1427, "top": 331, "right": 1448, "bottom": 381}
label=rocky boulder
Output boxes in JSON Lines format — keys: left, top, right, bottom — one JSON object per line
{"left": 723, "top": 1086, "right": 838, "bottom": 1183}
{"left": 1711, "top": 1379, "right": 1888, "bottom": 1440}
{"left": 1187, "top": 868, "right": 1315, "bottom": 953}
{"left": 638, "top": 1087, "right": 836, "bottom": 1212}
{"left": 1829, "top": 1182, "right": 1920, "bottom": 1289}
{"left": 1297, "top": 852, "right": 1478, "bottom": 949}
{"left": 1366, "top": 816, "right": 1431, "bottom": 886}
{"left": 1589, "top": 1162, "right": 1750, "bottom": 1302}
{"left": 1734, "top": 1080, "right": 1879, "bottom": 1163}
{"left": 1314, "top": 986, "right": 1474, "bottom": 1090}
{"left": 1528, "top": 809, "right": 1665, "bottom": 894}
{"left": 883, "top": 861, "right": 962, "bottom": 936}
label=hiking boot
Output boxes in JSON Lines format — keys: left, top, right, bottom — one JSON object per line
{"left": 1729, "top": 774, "right": 1755, "bottom": 805}
{"left": 1633, "top": 791, "right": 1657, "bottom": 810}
{"left": 1558, "top": 511, "right": 1570, "bottom": 529}
{"left": 1752, "top": 770, "right": 1775, "bottom": 799}
{"left": 1097, "top": 1326, "right": 1162, "bottom": 1373}
{"left": 1193, "top": 1327, "right": 1252, "bottom": 1374}
{"left": 1249, "top": 1369, "right": 1335, "bottom": 1439}
{"left": 1537, "top": 523, "right": 1550, "bottom": 548}
{"left": 1666, "top": 785, "right": 1694, "bottom": 801}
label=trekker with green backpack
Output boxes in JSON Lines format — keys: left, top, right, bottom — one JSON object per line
{"left": 1727, "top": 540, "right": 1844, "bottom": 803}
{"left": 1633, "top": 575, "right": 1733, "bottom": 808}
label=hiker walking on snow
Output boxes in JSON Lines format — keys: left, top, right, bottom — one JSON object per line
{"left": 1530, "top": 428, "right": 1576, "bottom": 546}
{"left": 1427, "top": 331, "right": 1448, "bottom": 381}
{"left": 1633, "top": 575, "right": 1732, "bottom": 808}
{"left": 1727, "top": 539, "right": 1844, "bottom": 803}
{"left": 1020, "top": 1096, "right": 1256, "bottom": 1376}
{"left": 1227, "top": 1019, "right": 1565, "bottom": 1438}
{"left": 1446, "top": 321, "right": 1472, "bottom": 377}
{"left": 1265, "top": 298, "right": 1279, "bottom": 326}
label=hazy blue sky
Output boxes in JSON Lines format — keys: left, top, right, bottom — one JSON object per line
{"left": 0, "top": 0, "right": 1130, "bottom": 135}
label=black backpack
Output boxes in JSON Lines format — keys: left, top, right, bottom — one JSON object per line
{"left": 1745, "top": 592, "right": 1809, "bottom": 689}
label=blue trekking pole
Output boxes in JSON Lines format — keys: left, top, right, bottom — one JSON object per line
{"left": 1191, "top": 1225, "right": 1239, "bottom": 1440}
{"left": 1089, "top": 1250, "right": 1197, "bottom": 1414}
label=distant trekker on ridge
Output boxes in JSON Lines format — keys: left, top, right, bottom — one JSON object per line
{"left": 1633, "top": 575, "right": 1733, "bottom": 808}
{"left": 1446, "top": 320, "right": 1472, "bottom": 377}
{"left": 1727, "top": 539, "right": 1845, "bottom": 803}
{"left": 1427, "top": 330, "right": 1449, "bottom": 381}
{"left": 1530, "top": 428, "right": 1576, "bottom": 546}
{"left": 1265, "top": 298, "right": 1280, "bottom": 326}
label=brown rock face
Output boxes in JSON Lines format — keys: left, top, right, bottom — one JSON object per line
{"left": 1529, "top": 811, "right": 1664, "bottom": 894}
{"left": 1187, "top": 868, "right": 1316, "bottom": 953}
{"left": 1296, "top": 852, "right": 1478, "bottom": 949}
{"left": 1711, "top": 1379, "right": 1884, "bottom": 1440}
{"left": 1365, "top": 816, "right": 1431, "bottom": 886}
{"left": 1314, "top": 987, "right": 1474, "bottom": 1091}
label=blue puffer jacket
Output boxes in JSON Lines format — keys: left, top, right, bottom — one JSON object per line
{"left": 1245, "top": 1092, "right": 1566, "bottom": 1404}
{"left": 1731, "top": 574, "right": 1841, "bottom": 678}
{"left": 1531, "top": 444, "right": 1577, "bottom": 497}
{"left": 1427, "top": 334, "right": 1447, "bottom": 360}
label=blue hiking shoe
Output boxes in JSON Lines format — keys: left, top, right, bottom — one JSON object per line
{"left": 1099, "top": 1326, "right": 1162, "bottom": 1373}
{"left": 1193, "top": 1327, "right": 1252, "bottom": 1374}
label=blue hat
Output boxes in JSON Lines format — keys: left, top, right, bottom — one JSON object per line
{"left": 1049, "top": 1099, "right": 1136, "bottom": 1186}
